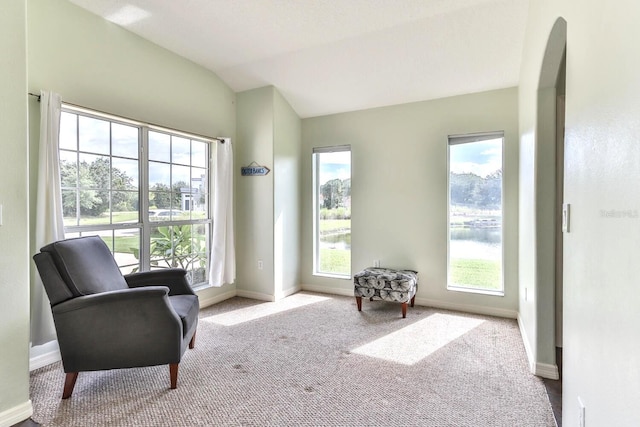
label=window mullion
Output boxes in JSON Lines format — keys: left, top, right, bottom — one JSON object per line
{"left": 74, "top": 114, "right": 80, "bottom": 228}
{"left": 140, "top": 126, "right": 151, "bottom": 272}
{"left": 313, "top": 154, "right": 319, "bottom": 273}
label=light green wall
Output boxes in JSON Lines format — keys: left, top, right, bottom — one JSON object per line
{"left": 27, "top": 0, "right": 237, "bottom": 307}
{"left": 301, "top": 88, "right": 519, "bottom": 317}
{"left": 273, "top": 90, "right": 302, "bottom": 299}
{"left": 520, "top": 1, "right": 640, "bottom": 424}
{"left": 236, "top": 87, "right": 276, "bottom": 299}
{"left": 0, "top": 0, "right": 32, "bottom": 424}
{"left": 28, "top": 0, "right": 235, "bottom": 138}
{"left": 236, "top": 86, "right": 302, "bottom": 300}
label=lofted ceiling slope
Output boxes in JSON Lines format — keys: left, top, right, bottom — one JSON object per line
{"left": 67, "top": 0, "right": 529, "bottom": 118}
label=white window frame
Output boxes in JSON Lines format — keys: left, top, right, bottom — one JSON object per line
{"left": 447, "top": 131, "right": 504, "bottom": 296}
{"left": 312, "top": 145, "right": 352, "bottom": 279}
{"left": 59, "top": 104, "right": 213, "bottom": 288}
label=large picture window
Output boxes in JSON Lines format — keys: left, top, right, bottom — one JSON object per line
{"left": 448, "top": 132, "right": 504, "bottom": 294}
{"left": 313, "top": 146, "right": 351, "bottom": 277}
{"left": 59, "top": 106, "right": 212, "bottom": 287}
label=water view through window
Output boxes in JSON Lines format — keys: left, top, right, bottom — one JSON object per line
{"left": 313, "top": 146, "right": 351, "bottom": 277}
{"left": 448, "top": 133, "right": 503, "bottom": 293}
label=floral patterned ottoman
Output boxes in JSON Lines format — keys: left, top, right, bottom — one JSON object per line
{"left": 353, "top": 267, "right": 418, "bottom": 318}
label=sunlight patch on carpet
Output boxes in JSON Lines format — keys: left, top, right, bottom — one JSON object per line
{"left": 351, "top": 313, "right": 485, "bottom": 365}
{"left": 202, "top": 293, "right": 330, "bottom": 326}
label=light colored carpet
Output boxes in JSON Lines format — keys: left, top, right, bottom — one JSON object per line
{"left": 30, "top": 292, "right": 556, "bottom": 426}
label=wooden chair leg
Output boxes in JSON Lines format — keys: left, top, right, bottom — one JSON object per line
{"left": 355, "top": 296, "right": 362, "bottom": 311}
{"left": 170, "top": 363, "right": 179, "bottom": 389}
{"left": 189, "top": 330, "right": 196, "bottom": 349}
{"left": 410, "top": 295, "right": 416, "bottom": 307}
{"left": 401, "top": 302, "right": 408, "bottom": 318}
{"left": 62, "top": 372, "right": 78, "bottom": 399}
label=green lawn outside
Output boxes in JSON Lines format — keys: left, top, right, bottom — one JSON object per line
{"left": 319, "top": 219, "right": 350, "bottom": 233}
{"left": 318, "top": 218, "right": 350, "bottom": 275}
{"left": 318, "top": 252, "right": 498, "bottom": 287}
{"left": 450, "top": 258, "right": 501, "bottom": 290}
{"left": 319, "top": 248, "right": 350, "bottom": 275}
{"left": 94, "top": 235, "right": 138, "bottom": 254}
{"left": 64, "top": 211, "right": 139, "bottom": 227}
{"left": 64, "top": 210, "right": 206, "bottom": 227}
{"left": 69, "top": 209, "right": 207, "bottom": 256}
{"left": 111, "top": 236, "right": 139, "bottom": 254}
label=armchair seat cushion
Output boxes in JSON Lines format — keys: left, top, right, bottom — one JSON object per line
{"left": 169, "top": 295, "right": 199, "bottom": 337}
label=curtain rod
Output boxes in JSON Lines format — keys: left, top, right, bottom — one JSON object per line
{"left": 27, "top": 92, "right": 226, "bottom": 143}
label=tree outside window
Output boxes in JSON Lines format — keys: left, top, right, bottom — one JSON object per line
{"left": 313, "top": 147, "right": 351, "bottom": 277}
{"left": 448, "top": 134, "right": 504, "bottom": 294}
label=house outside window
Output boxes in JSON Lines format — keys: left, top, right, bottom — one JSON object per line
{"left": 312, "top": 145, "right": 351, "bottom": 277}
{"left": 59, "top": 106, "right": 212, "bottom": 287}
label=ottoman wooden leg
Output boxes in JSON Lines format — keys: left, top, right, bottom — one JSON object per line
{"left": 410, "top": 295, "right": 416, "bottom": 307}
{"left": 401, "top": 302, "right": 408, "bottom": 318}
{"left": 356, "top": 296, "right": 362, "bottom": 311}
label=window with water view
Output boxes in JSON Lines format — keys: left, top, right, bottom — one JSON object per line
{"left": 448, "top": 133, "right": 503, "bottom": 294}
{"left": 313, "top": 146, "right": 351, "bottom": 277}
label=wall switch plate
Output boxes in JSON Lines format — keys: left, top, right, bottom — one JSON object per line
{"left": 373, "top": 260, "right": 380, "bottom": 268}
{"left": 257, "top": 260, "right": 263, "bottom": 270}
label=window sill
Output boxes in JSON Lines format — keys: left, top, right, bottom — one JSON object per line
{"left": 313, "top": 272, "right": 352, "bottom": 280}
{"left": 447, "top": 285, "right": 504, "bottom": 297}
{"left": 192, "top": 282, "right": 212, "bottom": 292}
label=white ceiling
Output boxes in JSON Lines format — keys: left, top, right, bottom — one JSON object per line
{"left": 67, "top": 0, "right": 529, "bottom": 118}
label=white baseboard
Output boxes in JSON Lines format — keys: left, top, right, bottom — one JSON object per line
{"left": 300, "top": 285, "right": 517, "bottom": 319}
{"left": 517, "top": 315, "right": 559, "bottom": 380}
{"left": 535, "top": 362, "right": 559, "bottom": 380}
{"left": 206, "top": 286, "right": 301, "bottom": 303}
{"left": 30, "top": 340, "right": 61, "bottom": 371}
{"left": 417, "top": 297, "right": 518, "bottom": 319}
{"left": 517, "top": 314, "right": 536, "bottom": 374}
{"left": 0, "top": 400, "right": 32, "bottom": 427}
{"left": 235, "top": 289, "right": 276, "bottom": 302}
{"left": 274, "top": 285, "right": 302, "bottom": 301}
{"left": 301, "top": 283, "right": 353, "bottom": 297}
{"left": 198, "top": 289, "right": 237, "bottom": 308}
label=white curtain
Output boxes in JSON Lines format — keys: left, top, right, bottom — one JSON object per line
{"left": 31, "top": 91, "right": 65, "bottom": 346}
{"left": 208, "top": 139, "right": 236, "bottom": 287}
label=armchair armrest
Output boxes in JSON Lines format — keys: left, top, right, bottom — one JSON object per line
{"left": 52, "top": 286, "right": 183, "bottom": 372}
{"left": 53, "top": 286, "right": 171, "bottom": 313}
{"left": 124, "top": 268, "right": 195, "bottom": 296}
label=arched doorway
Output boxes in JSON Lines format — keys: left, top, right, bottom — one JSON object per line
{"left": 536, "top": 16, "right": 567, "bottom": 378}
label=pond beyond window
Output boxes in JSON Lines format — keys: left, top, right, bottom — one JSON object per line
{"left": 313, "top": 146, "right": 351, "bottom": 277}
{"left": 448, "top": 133, "right": 504, "bottom": 294}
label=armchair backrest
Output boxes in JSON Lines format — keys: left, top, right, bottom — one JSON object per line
{"left": 35, "top": 236, "right": 129, "bottom": 303}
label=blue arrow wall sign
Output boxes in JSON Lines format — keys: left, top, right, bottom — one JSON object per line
{"left": 241, "top": 162, "right": 271, "bottom": 176}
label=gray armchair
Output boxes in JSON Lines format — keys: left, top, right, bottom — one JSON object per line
{"left": 33, "top": 235, "right": 199, "bottom": 399}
